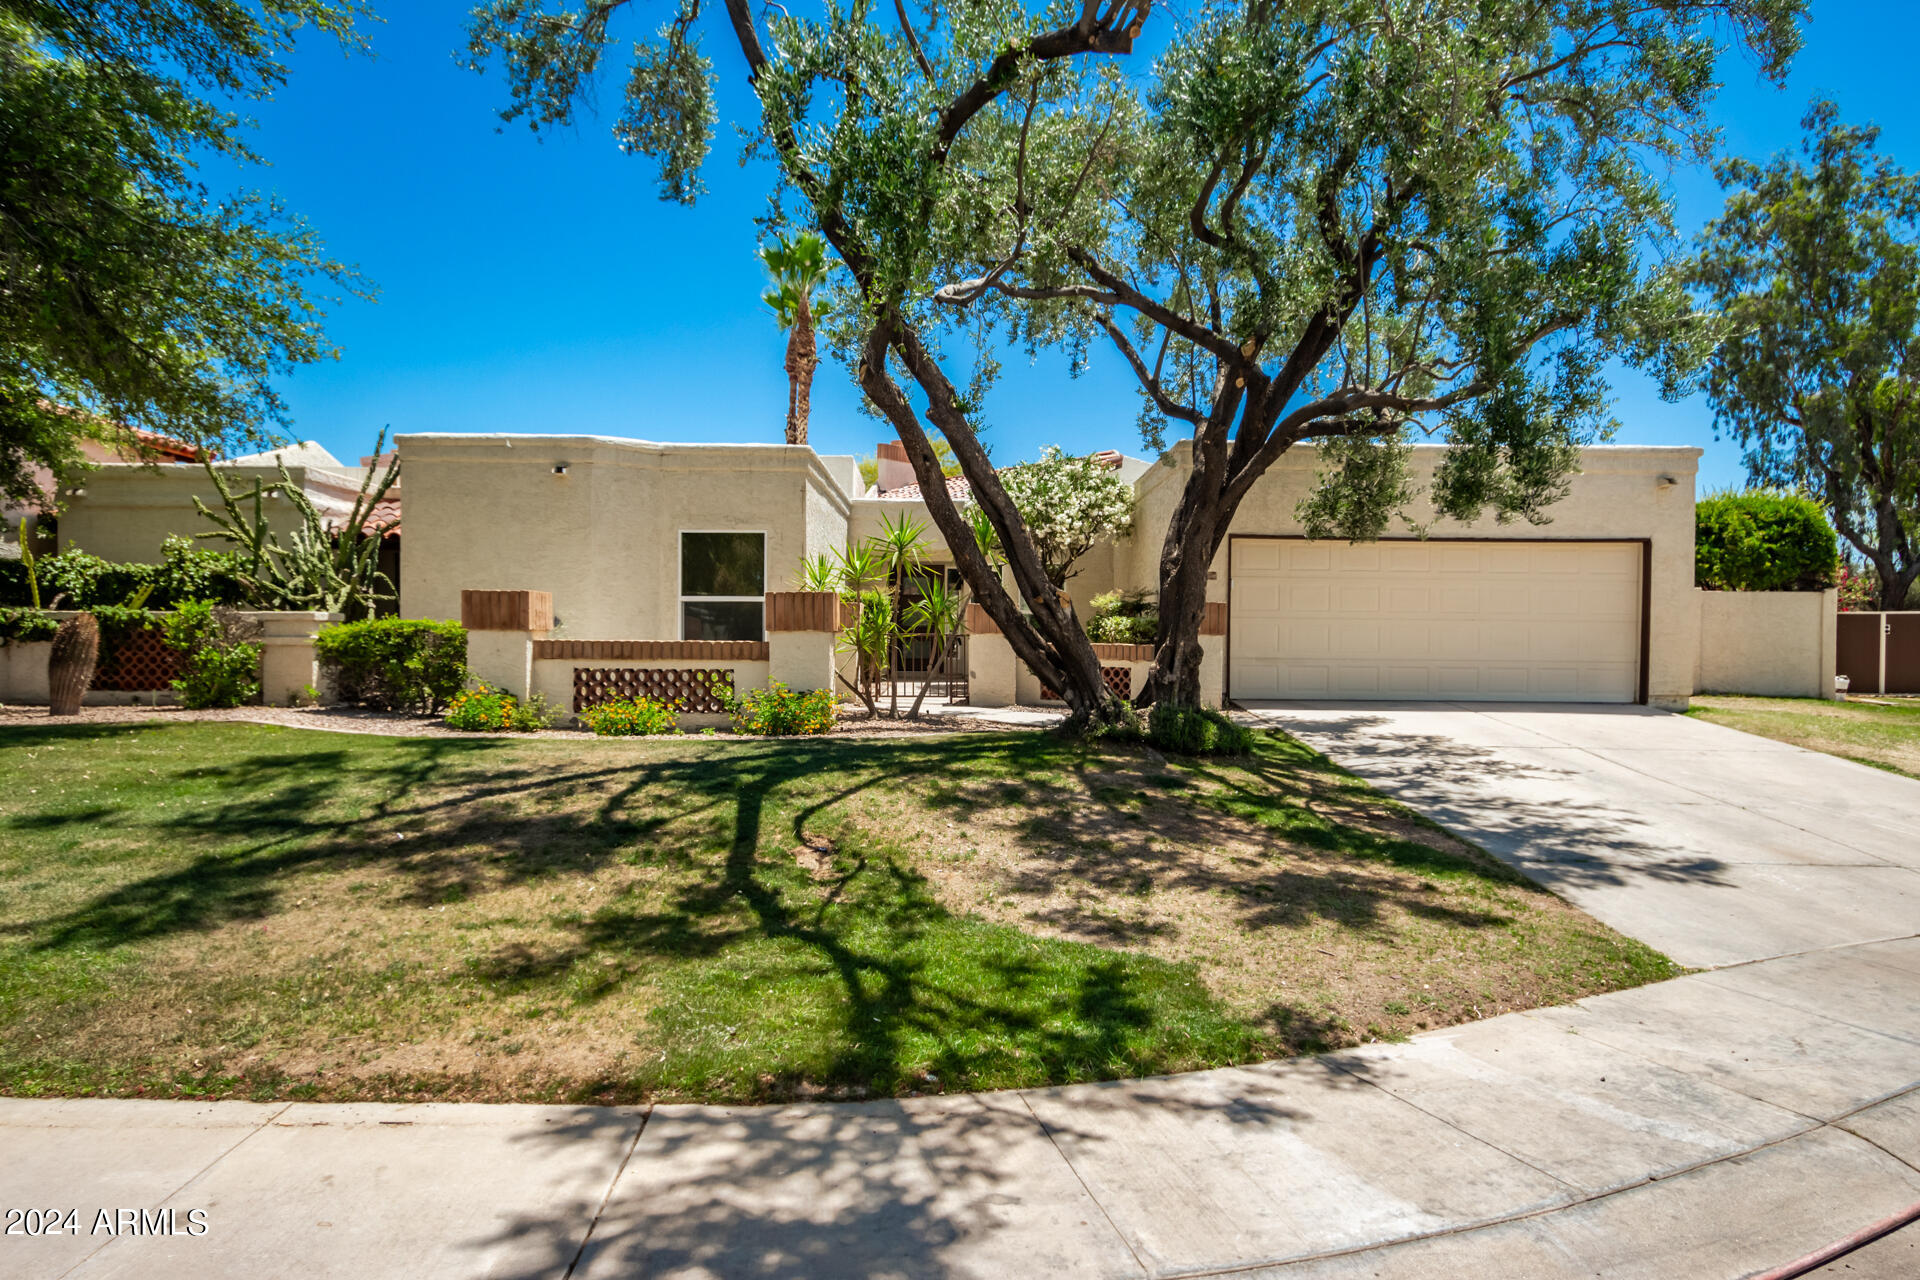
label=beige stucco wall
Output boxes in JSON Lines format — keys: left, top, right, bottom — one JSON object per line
{"left": 398, "top": 434, "right": 853, "bottom": 636}
{"left": 1116, "top": 442, "right": 1701, "bottom": 707}
{"left": 56, "top": 463, "right": 371, "bottom": 564}
{"left": 1695, "top": 589, "right": 1838, "bottom": 699}
{"left": 0, "top": 610, "right": 334, "bottom": 706}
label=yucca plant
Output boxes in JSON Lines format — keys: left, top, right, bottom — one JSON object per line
{"left": 870, "top": 511, "right": 927, "bottom": 714}
{"left": 904, "top": 576, "right": 966, "bottom": 720}
{"left": 835, "top": 590, "right": 893, "bottom": 717}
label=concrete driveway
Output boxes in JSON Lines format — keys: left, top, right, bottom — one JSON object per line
{"left": 1238, "top": 701, "right": 1920, "bottom": 969}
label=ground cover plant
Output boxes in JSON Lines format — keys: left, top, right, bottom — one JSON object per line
{"left": 577, "top": 695, "right": 684, "bottom": 736}
{"left": 1688, "top": 695, "right": 1920, "bottom": 778}
{"left": 443, "top": 685, "right": 557, "bottom": 733}
{"left": 0, "top": 722, "right": 1675, "bottom": 1105}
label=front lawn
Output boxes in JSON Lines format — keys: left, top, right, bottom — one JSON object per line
{"left": 1688, "top": 695, "right": 1920, "bottom": 778}
{"left": 0, "top": 722, "right": 1675, "bottom": 1104}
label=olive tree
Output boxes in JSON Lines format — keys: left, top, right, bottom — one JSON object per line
{"left": 465, "top": 0, "right": 1802, "bottom": 719}
{"left": 1, "top": 0, "right": 370, "bottom": 506}
{"left": 1687, "top": 102, "right": 1920, "bottom": 612}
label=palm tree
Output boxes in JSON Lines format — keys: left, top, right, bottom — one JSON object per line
{"left": 760, "top": 233, "right": 832, "bottom": 447}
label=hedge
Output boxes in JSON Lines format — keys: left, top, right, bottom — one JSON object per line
{"left": 314, "top": 619, "right": 468, "bottom": 712}
{"left": 1696, "top": 490, "right": 1839, "bottom": 592}
{"left": 0, "top": 538, "right": 250, "bottom": 610}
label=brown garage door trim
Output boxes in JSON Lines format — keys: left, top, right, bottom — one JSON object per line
{"left": 1224, "top": 535, "right": 1654, "bottom": 706}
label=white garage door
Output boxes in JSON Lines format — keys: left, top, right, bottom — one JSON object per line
{"left": 1229, "top": 539, "right": 1642, "bottom": 703}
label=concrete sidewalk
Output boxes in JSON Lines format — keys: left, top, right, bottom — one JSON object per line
{"left": 5, "top": 706, "right": 1917, "bottom": 1279}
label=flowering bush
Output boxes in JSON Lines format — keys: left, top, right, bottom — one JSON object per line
{"left": 992, "top": 446, "right": 1136, "bottom": 586}
{"left": 1837, "top": 565, "right": 1878, "bottom": 612}
{"left": 578, "top": 695, "right": 683, "bottom": 736}
{"left": 444, "top": 684, "right": 557, "bottom": 731}
{"left": 722, "top": 681, "right": 836, "bottom": 735}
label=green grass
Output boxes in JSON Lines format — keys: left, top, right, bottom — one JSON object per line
{"left": 1687, "top": 695, "right": 1920, "bottom": 778}
{"left": 0, "top": 721, "right": 1674, "bottom": 1104}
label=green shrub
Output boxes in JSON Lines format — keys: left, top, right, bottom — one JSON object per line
{"left": 162, "top": 602, "right": 261, "bottom": 709}
{"left": 578, "top": 695, "right": 683, "bottom": 736}
{"left": 1087, "top": 589, "right": 1158, "bottom": 644}
{"left": 0, "top": 539, "right": 249, "bottom": 609}
{"left": 444, "top": 683, "right": 557, "bottom": 732}
{"left": 0, "top": 607, "right": 60, "bottom": 645}
{"left": 1147, "top": 703, "right": 1253, "bottom": 756}
{"left": 1696, "top": 490, "right": 1839, "bottom": 592}
{"left": 314, "top": 619, "right": 468, "bottom": 712}
{"left": 722, "top": 681, "right": 836, "bottom": 735}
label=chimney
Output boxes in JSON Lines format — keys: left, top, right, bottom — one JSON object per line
{"left": 875, "top": 440, "right": 917, "bottom": 493}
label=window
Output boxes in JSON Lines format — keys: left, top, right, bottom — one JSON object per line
{"left": 681, "top": 532, "right": 765, "bottom": 641}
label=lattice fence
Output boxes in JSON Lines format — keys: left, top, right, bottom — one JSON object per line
{"left": 573, "top": 667, "right": 734, "bottom": 713}
{"left": 93, "top": 625, "right": 182, "bottom": 692}
{"left": 1042, "top": 666, "right": 1134, "bottom": 702}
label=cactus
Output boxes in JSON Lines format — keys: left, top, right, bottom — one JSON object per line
{"left": 47, "top": 613, "right": 100, "bottom": 716}
{"left": 190, "top": 429, "right": 399, "bottom": 619}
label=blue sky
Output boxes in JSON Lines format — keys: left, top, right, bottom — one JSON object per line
{"left": 241, "top": 1, "right": 1917, "bottom": 489}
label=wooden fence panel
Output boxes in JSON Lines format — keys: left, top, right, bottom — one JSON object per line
{"left": 1837, "top": 613, "right": 1883, "bottom": 695}
{"left": 1888, "top": 613, "right": 1920, "bottom": 694}
{"left": 460, "top": 590, "right": 553, "bottom": 632}
{"left": 765, "top": 592, "right": 840, "bottom": 632}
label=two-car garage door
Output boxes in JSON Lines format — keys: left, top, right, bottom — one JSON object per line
{"left": 1229, "top": 539, "right": 1643, "bottom": 703}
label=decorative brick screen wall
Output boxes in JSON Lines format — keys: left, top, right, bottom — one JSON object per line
{"left": 1043, "top": 666, "right": 1134, "bottom": 701}
{"left": 93, "top": 626, "right": 181, "bottom": 692}
{"left": 572, "top": 667, "right": 735, "bottom": 713}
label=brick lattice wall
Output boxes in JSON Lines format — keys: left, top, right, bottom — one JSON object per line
{"left": 93, "top": 626, "right": 181, "bottom": 692}
{"left": 572, "top": 667, "right": 735, "bottom": 713}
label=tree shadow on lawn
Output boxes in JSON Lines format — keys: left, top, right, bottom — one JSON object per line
{"left": 5, "top": 726, "right": 1299, "bottom": 1097}
{"left": 1, "top": 723, "right": 1549, "bottom": 1099}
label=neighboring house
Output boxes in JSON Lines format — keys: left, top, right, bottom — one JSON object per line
{"left": 398, "top": 431, "right": 1702, "bottom": 708}
{"left": 1, "top": 426, "right": 198, "bottom": 558}
{"left": 51, "top": 443, "right": 400, "bottom": 588}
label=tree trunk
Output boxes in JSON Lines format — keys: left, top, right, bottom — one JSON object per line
{"left": 855, "top": 318, "right": 1114, "bottom": 724}
{"left": 1139, "top": 415, "right": 1246, "bottom": 710}
{"left": 47, "top": 612, "right": 100, "bottom": 716}
{"left": 784, "top": 295, "right": 817, "bottom": 447}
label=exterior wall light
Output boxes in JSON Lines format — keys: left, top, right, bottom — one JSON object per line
{"left": 1656, "top": 474, "right": 1678, "bottom": 487}
{"left": 553, "top": 463, "right": 570, "bottom": 475}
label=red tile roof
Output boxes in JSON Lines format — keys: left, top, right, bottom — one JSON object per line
{"left": 874, "top": 450, "right": 1122, "bottom": 501}
{"left": 876, "top": 474, "right": 974, "bottom": 502}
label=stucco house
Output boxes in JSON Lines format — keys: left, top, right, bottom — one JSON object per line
{"left": 394, "top": 430, "right": 1776, "bottom": 711}
{"left": 22, "top": 423, "right": 1830, "bottom": 712}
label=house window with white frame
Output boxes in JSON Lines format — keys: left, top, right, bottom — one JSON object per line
{"left": 680, "top": 531, "right": 765, "bottom": 641}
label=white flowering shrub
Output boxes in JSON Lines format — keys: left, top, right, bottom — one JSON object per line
{"left": 992, "top": 447, "right": 1136, "bottom": 586}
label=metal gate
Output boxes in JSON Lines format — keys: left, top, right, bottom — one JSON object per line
{"left": 888, "top": 632, "right": 968, "bottom": 705}
{"left": 1838, "top": 612, "right": 1920, "bottom": 695}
